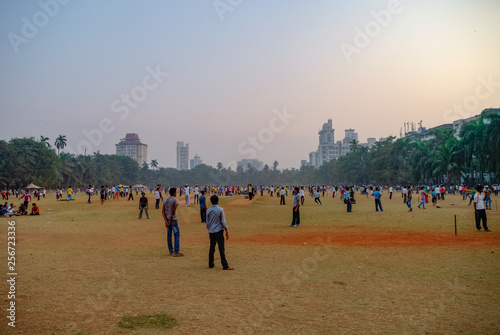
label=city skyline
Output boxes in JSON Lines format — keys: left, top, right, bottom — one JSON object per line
{"left": 1, "top": 1, "right": 499, "bottom": 169}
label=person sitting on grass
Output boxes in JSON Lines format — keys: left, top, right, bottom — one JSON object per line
{"left": 2, "top": 204, "right": 19, "bottom": 217}
{"left": 30, "top": 203, "right": 40, "bottom": 215}
{"left": 17, "top": 203, "right": 27, "bottom": 215}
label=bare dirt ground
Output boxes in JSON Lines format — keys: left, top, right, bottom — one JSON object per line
{"left": 0, "top": 192, "right": 499, "bottom": 335}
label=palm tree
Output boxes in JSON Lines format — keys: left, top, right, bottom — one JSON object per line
{"left": 349, "top": 139, "right": 360, "bottom": 153}
{"left": 150, "top": 159, "right": 158, "bottom": 170}
{"left": 40, "top": 136, "right": 51, "bottom": 148}
{"left": 54, "top": 135, "right": 67, "bottom": 155}
{"left": 142, "top": 162, "right": 149, "bottom": 169}
{"left": 273, "top": 160, "right": 279, "bottom": 171}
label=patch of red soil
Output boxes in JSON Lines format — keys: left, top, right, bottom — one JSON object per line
{"left": 235, "top": 229, "right": 500, "bottom": 247}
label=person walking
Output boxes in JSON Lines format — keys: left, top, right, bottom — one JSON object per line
{"left": 300, "top": 186, "right": 305, "bottom": 205}
{"left": 389, "top": 186, "right": 393, "bottom": 199}
{"left": 372, "top": 187, "right": 383, "bottom": 212}
{"left": 162, "top": 188, "right": 183, "bottom": 256}
{"left": 138, "top": 192, "right": 150, "bottom": 219}
{"left": 206, "top": 195, "right": 233, "bottom": 270}
{"left": 406, "top": 186, "right": 413, "bottom": 212}
{"left": 67, "top": 186, "right": 73, "bottom": 202}
{"left": 200, "top": 191, "right": 207, "bottom": 223}
{"left": 474, "top": 185, "right": 490, "bottom": 231}
{"left": 127, "top": 185, "right": 134, "bottom": 201}
{"left": 289, "top": 187, "right": 301, "bottom": 227}
{"left": 20, "top": 190, "right": 31, "bottom": 209}
{"left": 417, "top": 187, "right": 426, "bottom": 209}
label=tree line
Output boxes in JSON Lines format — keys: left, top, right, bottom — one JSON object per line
{"left": 0, "top": 114, "right": 498, "bottom": 189}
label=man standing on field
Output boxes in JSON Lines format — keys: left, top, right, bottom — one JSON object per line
{"left": 206, "top": 195, "right": 233, "bottom": 270}
{"left": 162, "top": 188, "right": 183, "bottom": 257}
{"left": 289, "top": 187, "right": 301, "bottom": 227}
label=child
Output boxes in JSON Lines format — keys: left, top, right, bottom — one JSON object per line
{"left": 30, "top": 203, "right": 40, "bottom": 215}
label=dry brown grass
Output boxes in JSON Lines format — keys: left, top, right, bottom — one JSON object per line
{"left": 0, "top": 191, "right": 499, "bottom": 334}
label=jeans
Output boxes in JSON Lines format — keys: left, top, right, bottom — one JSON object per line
{"left": 139, "top": 207, "right": 149, "bottom": 219}
{"left": 67, "top": 194, "right": 72, "bottom": 201}
{"left": 375, "top": 199, "right": 383, "bottom": 211}
{"left": 406, "top": 197, "right": 412, "bottom": 210}
{"left": 194, "top": 194, "right": 199, "bottom": 204}
{"left": 475, "top": 209, "right": 488, "bottom": 230}
{"left": 166, "top": 221, "right": 180, "bottom": 254}
{"left": 88, "top": 194, "right": 91, "bottom": 203}
{"left": 291, "top": 208, "right": 300, "bottom": 226}
{"left": 209, "top": 230, "right": 229, "bottom": 269}
{"left": 485, "top": 198, "right": 491, "bottom": 210}
{"left": 418, "top": 198, "right": 425, "bottom": 209}
{"left": 315, "top": 198, "right": 322, "bottom": 205}
{"left": 347, "top": 199, "right": 352, "bottom": 212}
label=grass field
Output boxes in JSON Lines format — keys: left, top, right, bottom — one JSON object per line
{"left": 1, "top": 191, "right": 499, "bottom": 335}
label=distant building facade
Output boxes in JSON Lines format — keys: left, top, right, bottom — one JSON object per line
{"left": 190, "top": 154, "right": 203, "bottom": 169}
{"left": 404, "top": 108, "right": 500, "bottom": 141}
{"left": 237, "top": 159, "right": 264, "bottom": 172}
{"left": 176, "top": 142, "right": 189, "bottom": 170}
{"left": 306, "top": 120, "right": 362, "bottom": 168}
{"left": 115, "top": 133, "right": 148, "bottom": 165}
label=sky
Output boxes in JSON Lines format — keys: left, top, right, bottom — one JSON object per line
{"left": 1, "top": 0, "right": 499, "bottom": 169}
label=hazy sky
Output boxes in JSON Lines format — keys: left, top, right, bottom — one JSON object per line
{"left": 1, "top": 0, "right": 499, "bottom": 169}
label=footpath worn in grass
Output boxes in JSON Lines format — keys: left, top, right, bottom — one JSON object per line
{"left": 0, "top": 192, "right": 499, "bottom": 334}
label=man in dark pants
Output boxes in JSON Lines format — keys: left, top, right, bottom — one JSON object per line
{"left": 206, "top": 195, "right": 233, "bottom": 270}
{"left": 474, "top": 185, "right": 490, "bottom": 232}
{"left": 289, "top": 187, "right": 301, "bottom": 227}
{"left": 199, "top": 191, "right": 207, "bottom": 223}
{"left": 127, "top": 185, "right": 134, "bottom": 201}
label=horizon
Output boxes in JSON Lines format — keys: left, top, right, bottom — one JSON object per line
{"left": 1, "top": 0, "right": 499, "bottom": 169}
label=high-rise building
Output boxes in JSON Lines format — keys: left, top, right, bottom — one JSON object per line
{"left": 176, "top": 142, "right": 189, "bottom": 170}
{"left": 317, "top": 119, "right": 336, "bottom": 166}
{"left": 190, "top": 154, "right": 203, "bottom": 169}
{"left": 115, "top": 133, "right": 148, "bottom": 165}
{"left": 307, "top": 120, "right": 359, "bottom": 168}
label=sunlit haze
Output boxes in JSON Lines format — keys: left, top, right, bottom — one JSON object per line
{"left": 1, "top": 0, "right": 499, "bottom": 168}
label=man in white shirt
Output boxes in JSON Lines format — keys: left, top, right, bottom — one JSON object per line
{"left": 184, "top": 184, "right": 190, "bottom": 206}
{"left": 194, "top": 184, "right": 200, "bottom": 204}
{"left": 402, "top": 186, "right": 407, "bottom": 203}
{"left": 299, "top": 187, "right": 305, "bottom": 205}
{"left": 280, "top": 187, "right": 285, "bottom": 205}
{"left": 474, "top": 185, "right": 490, "bottom": 231}
{"left": 155, "top": 187, "right": 161, "bottom": 209}
{"left": 389, "top": 186, "right": 393, "bottom": 199}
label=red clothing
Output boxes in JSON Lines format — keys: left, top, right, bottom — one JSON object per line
{"left": 31, "top": 206, "right": 39, "bottom": 214}
{"left": 21, "top": 194, "right": 31, "bottom": 202}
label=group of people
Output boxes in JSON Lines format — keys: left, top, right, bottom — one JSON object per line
{"left": 159, "top": 187, "right": 234, "bottom": 270}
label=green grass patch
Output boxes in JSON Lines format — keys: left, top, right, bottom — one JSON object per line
{"left": 117, "top": 312, "right": 179, "bottom": 330}
{"left": 333, "top": 281, "right": 347, "bottom": 286}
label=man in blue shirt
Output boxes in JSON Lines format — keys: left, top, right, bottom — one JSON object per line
{"left": 289, "top": 187, "right": 301, "bottom": 227}
{"left": 199, "top": 191, "right": 207, "bottom": 223}
{"left": 372, "top": 187, "right": 383, "bottom": 212}
{"left": 206, "top": 195, "right": 233, "bottom": 270}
